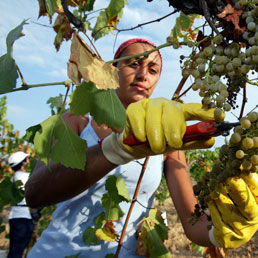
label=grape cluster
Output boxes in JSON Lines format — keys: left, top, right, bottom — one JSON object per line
{"left": 191, "top": 112, "right": 258, "bottom": 223}
{"left": 180, "top": 1, "right": 258, "bottom": 119}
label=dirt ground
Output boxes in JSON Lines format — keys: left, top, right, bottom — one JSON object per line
{"left": 1, "top": 200, "right": 258, "bottom": 257}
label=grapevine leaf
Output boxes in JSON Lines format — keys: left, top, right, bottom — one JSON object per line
{"left": 178, "top": 12, "right": 192, "bottom": 31}
{"left": 106, "top": 0, "right": 127, "bottom": 20}
{"left": 102, "top": 193, "right": 124, "bottom": 221}
{"left": 92, "top": 11, "right": 109, "bottom": 40}
{"left": 24, "top": 124, "right": 42, "bottom": 143}
{"left": 46, "top": 94, "right": 64, "bottom": 115}
{"left": 105, "top": 175, "right": 123, "bottom": 203}
{"left": 83, "top": 227, "right": 99, "bottom": 245}
{"left": 0, "top": 177, "right": 24, "bottom": 206}
{"left": 96, "top": 221, "right": 120, "bottom": 242}
{"left": 116, "top": 174, "right": 131, "bottom": 202}
{"left": 0, "top": 20, "right": 27, "bottom": 93}
{"left": 70, "top": 81, "right": 126, "bottom": 131}
{"left": 45, "top": 0, "right": 62, "bottom": 16}
{"left": 94, "top": 212, "right": 106, "bottom": 228}
{"left": 53, "top": 14, "right": 73, "bottom": 51}
{"left": 84, "top": 0, "right": 95, "bottom": 11}
{"left": 34, "top": 115, "right": 87, "bottom": 169}
{"left": 0, "top": 54, "right": 19, "bottom": 94}
{"left": 138, "top": 209, "right": 171, "bottom": 258}
{"left": 6, "top": 20, "right": 27, "bottom": 55}
{"left": 68, "top": 33, "right": 119, "bottom": 89}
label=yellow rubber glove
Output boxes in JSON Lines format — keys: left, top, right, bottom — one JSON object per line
{"left": 102, "top": 98, "right": 219, "bottom": 165}
{"left": 208, "top": 173, "right": 258, "bottom": 249}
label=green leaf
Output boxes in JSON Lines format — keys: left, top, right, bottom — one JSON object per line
{"left": 24, "top": 124, "right": 42, "bottom": 143}
{"left": 34, "top": 115, "right": 87, "bottom": 169}
{"left": 6, "top": 20, "right": 28, "bottom": 55}
{"left": 116, "top": 174, "right": 131, "bottom": 202}
{"left": 94, "top": 212, "right": 106, "bottom": 228}
{"left": 83, "top": 227, "right": 99, "bottom": 245}
{"left": 140, "top": 209, "right": 171, "bottom": 258}
{"left": 102, "top": 193, "right": 124, "bottom": 221}
{"left": 0, "top": 177, "right": 24, "bottom": 206}
{"left": 0, "top": 54, "right": 19, "bottom": 94}
{"left": 106, "top": 0, "right": 127, "bottom": 19}
{"left": 178, "top": 12, "right": 193, "bottom": 31}
{"left": 105, "top": 175, "right": 123, "bottom": 203}
{"left": 45, "top": 0, "right": 61, "bottom": 16}
{"left": 84, "top": 0, "right": 95, "bottom": 11}
{"left": 92, "top": 11, "right": 109, "bottom": 40}
{"left": 70, "top": 81, "right": 126, "bottom": 130}
{"left": 46, "top": 94, "right": 64, "bottom": 114}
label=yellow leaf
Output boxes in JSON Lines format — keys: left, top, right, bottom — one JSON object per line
{"left": 95, "top": 221, "right": 120, "bottom": 242}
{"left": 68, "top": 33, "right": 119, "bottom": 90}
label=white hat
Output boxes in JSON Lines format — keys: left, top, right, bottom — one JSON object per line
{"left": 8, "top": 151, "right": 30, "bottom": 168}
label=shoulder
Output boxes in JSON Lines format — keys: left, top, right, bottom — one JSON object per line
{"left": 62, "top": 112, "right": 89, "bottom": 135}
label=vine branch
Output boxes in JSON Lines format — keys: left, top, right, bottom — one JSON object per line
{"left": 115, "top": 156, "right": 150, "bottom": 257}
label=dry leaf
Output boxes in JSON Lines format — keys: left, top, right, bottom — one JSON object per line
{"left": 217, "top": 4, "right": 234, "bottom": 18}
{"left": 68, "top": 33, "right": 119, "bottom": 89}
{"left": 217, "top": 4, "right": 244, "bottom": 36}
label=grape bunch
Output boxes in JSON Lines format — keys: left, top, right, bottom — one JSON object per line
{"left": 180, "top": 1, "right": 258, "bottom": 121}
{"left": 190, "top": 112, "right": 258, "bottom": 223}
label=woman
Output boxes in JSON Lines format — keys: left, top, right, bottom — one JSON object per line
{"left": 25, "top": 38, "right": 257, "bottom": 257}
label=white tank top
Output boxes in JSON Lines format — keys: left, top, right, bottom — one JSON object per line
{"left": 28, "top": 115, "right": 163, "bottom": 258}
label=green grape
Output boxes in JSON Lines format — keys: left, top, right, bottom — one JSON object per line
{"left": 231, "top": 132, "right": 242, "bottom": 144}
{"left": 223, "top": 103, "right": 231, "bottom": 111}
{"left": 214, "top": 108, "right": 224, "bottom": 122}
{"left": 234, "top": 125, "right": 243, "bottom": 134}
{"left": 236, "top": 149, "right": 245, "bottom": 159}
{"left": 220, "top": 144, "right": 230, "bottom": 155}
{"left": 213, "top": 35, "right": 223, "bottom": 45}
{"left": 232, "top": 57, "right": 241, "bottom": 67}
{"left": 242, "top": 137, "right": 254, "bottom": 149}
{"left": 202, "top": 97, "right": 211, "bottom": 105}
{"left": 240, "top": 118, "right": 251, "bottom": 129}
{"left": 216, "top": 95, "right": 225, "bottom": 106}
{"left": 204, "top": 47, "right": 213, "bottom": 57}
{"left": 215, "top": 64, "right": 225, "bottom": 73}
{"left": 242, "top": 159, "right": 252, "bottom": 170}
{"left": 253, "top": 137, "right": 258, "bottom": 148}
{"left": 248, "top": 22, "right": 256, "bottom": 32}
{"left": 226, "top": 62, "right": 234, "bottom": 71}
{"left": 247, "top": 112, "right": 257, "bottom": 122}
{"left": 251, "top": 155, "right": 258, "bottom": 165}
{"left": 220, "top": 90, "right": 229, "bottom": 98}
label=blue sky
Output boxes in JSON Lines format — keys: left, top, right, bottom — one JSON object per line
{"left": 1, "top": 0, "right": 257, "bottom": 147}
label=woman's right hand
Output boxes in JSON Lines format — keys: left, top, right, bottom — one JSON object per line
{"left": 102, "top": 97, "right": 220, "bottom": 165}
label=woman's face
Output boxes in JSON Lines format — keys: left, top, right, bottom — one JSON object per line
{"left": 116, "top": 43, "right": 162, "bottom": 108}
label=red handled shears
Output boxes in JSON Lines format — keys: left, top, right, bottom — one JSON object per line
{"left": 123, "top": 121, "right": 240, "bottom": 146}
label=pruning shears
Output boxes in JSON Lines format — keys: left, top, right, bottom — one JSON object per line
{"left": 123, "top": 120, "right": 240, "bottom": 146}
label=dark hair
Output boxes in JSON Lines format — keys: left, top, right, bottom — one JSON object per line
{"left": 11, "top": 157, "right": 27, "bottom": 172}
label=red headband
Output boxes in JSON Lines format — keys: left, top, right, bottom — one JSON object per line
{"left": 113, "top": 38, "right": 162, "bottom": 70}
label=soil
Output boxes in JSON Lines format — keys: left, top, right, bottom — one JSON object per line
{"left": 1, "top": 200, "right": 258, "bottom": 257}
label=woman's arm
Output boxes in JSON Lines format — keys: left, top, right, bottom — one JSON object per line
{"left": 25, "top": 113, "right": 117, "bottom": 208}
{"left": 164, "top": 151, "right": 213, "bottom": 247}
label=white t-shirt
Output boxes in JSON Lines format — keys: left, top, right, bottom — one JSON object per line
{"left": 9, "top": 171, "right": 31, "bottom": 219}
